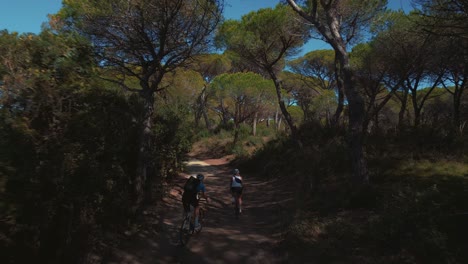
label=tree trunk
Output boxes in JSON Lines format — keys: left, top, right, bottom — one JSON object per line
{"left": 341, "top": 64, "right": 368, "bottom": 185}
{"left": 453, "top": 86, "right": 462, "bottom": 130}
{"left": 286, "top": 0, "right": 369, "bottom": 183}
{"left": 268, "top": 70, "right": 300, "bottom": 142}
{"left": 134, "top": 88, "right": 155, "bottom": 211}
{"left": 274, "top": 110, "right": 279, "bottom": 130}
{"left": 200, "top": 87, "right": 212, "bottom": 131}
{"left": 398, "top": 88, "right": 409, "bottom": 130}
{"left": 332, "top": 53, "right": 344, "bottom": 127}
{"left": 252, "top": 112, "right": 258, "bottom": 136}
{"left": 220, "top": 100, "right": 229, "bottom": 127}
{"left": 233, "top": 123, "right": 240, "bottom": 146}
{"left": 276, "top": 115, "right": 282, "bottom": 131}
{"left": 410, "top": 88, "right": 422, "bottom": 127}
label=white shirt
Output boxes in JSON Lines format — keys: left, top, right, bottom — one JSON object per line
{"left": 231, "top": 175, "right": 243, "bottom": 188}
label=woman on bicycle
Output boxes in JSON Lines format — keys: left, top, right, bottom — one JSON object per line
{"left": 230, "top": 169, "right": 243, "bottom": 213}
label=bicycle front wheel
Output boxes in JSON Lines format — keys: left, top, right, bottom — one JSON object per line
{"left": 179, "top": 217, "right": 192, "bottom": 246}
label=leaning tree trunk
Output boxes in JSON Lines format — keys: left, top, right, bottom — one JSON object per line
{"left": 268, "top": 70, "right": 300, "bottom": 143}
{"left": 200, "top": 87, "right": 212, "bottom": 131}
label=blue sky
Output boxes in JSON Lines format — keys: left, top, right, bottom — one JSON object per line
{"left": 0, "top": 0, "right": 413, "bottom": 54}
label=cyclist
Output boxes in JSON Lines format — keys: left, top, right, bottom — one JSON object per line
{"left": 182, "top": 173, "right": 209, "bottom": 230}
{"left": 230, "top": 169, "right": 244, "bottom": 213}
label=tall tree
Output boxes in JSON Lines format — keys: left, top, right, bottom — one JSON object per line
{"left": 52, "top": 0, "right": 223, "bottom": 209}
{"left": 439, "top": 38, "right": 468, "bottom": 131}
{"left": 215, "top": 4, "right": 309, "bottom": 143}
{"left": 189, "top": 53, "right": 232, "bottom": 130}
{"left": 414, "top": 0, "right": 468, "bottom": 38}
{"left": 210, "top": 72, "right": 275, "bottom": 144}
{"left": 373, "top": 11, "right": 446, "bottom": 128}
{"left": 287, "top": 49, "right": 338, "bottom": 124}
{"left": 414, "top": 0, "right": 468, "bottom": 131}
{"left": 351, "top": 42, "right": 404, "bottom": 132}
{"left": 286, "top": 0, "right": 387, "bottom": 184}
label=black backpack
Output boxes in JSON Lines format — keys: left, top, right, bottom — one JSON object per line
{"left": 184, "top": 176, "right": 200, "bottom": 194}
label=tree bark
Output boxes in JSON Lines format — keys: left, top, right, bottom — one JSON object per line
{"left": 200, "top": 88, "right": 212, "bottom": 131}
{"left": 134, "top": 88, "right": 155, "bottom": 211}
{"left": 286, "top": 0, "right": 369, "bottom": 184}
{"left": 252, "top": 112, "right": 258, "bottom": 136}
{"left": 332, "top": 53, "right": 344, "bottom": 127}
{"left": 341, "top": 62, "right": 369, "bottom": 184}
{"left": 398, "top": 88, "right": 409, "bottom": 131}
{"left": 268, "top": 70, "right": 300, "bottom": 143}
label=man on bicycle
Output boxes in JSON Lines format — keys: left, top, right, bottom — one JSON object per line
{"left": 230, "top": 169, "right": 243, "bottom": 213}
{"left": 182, "top": 173, "right": 209, "bottom": 230}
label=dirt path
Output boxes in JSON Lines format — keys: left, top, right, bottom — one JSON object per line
{"left": 105, "top": 157, "right": 293, "bottom": 263}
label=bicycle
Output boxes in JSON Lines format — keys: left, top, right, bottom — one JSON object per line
{"left": 179, "top": 199, "right": 206, "bottom": 246}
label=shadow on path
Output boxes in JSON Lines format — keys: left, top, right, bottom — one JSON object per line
{"left": 104, "top": 158, "right": 294, "bottom": 264}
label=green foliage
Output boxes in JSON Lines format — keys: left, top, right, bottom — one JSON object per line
{"left": 0, "top": 29, "right": 195, "bottom": 263}
{"left": 152, "top": 104, "right": 194, "bottom": 180}
{"left": 0, "top": 88, "right": 137, "bottom": 263}
{"left": 216, "top": 4, "right": 308, "bottom": 72}
{"left": 255, "top": 123, "right": 277, "bottom": 137}
{"left": 230, "top": 143, "right": 249, "bottom": 158}
{"left": 240, "top": 122, "right": 467, "bottom": 263}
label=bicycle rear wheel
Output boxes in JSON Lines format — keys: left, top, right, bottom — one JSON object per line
{"left": 194, "top": 209, "right": 204, "bottom": 234}
{"left": 179, "top": 216, "right": 192, "bottom": 246}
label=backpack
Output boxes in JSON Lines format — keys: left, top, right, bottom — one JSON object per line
{"left": 184, "top": 176, "right": 200, "bottom": 194}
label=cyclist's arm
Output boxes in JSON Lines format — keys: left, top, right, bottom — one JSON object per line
{"left": 198, "top": 185, "right": 210, "bottom": 202}
{"left": 199, "top": 191, "right": 207, "bottom": 199}
{"left": 202, "top": 192, "right": 211, "bottom": 203}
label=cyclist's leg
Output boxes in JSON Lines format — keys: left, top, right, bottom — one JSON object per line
{"left": 182, "top": 205, "right": 190, "bottom": 230}
{"left": 231, "top": 188, "right": 236, "bottom": 205}
{"left": 238, "top": 188, "right": 243, "bottom": 212}
{"left": 182, "top": 199, "right": 191, "bottom": 226}
{"left": 191, "top": 197, "right": 201, "bottom": 228}
{"left": 232, "top": 187, "right": 242, "bottom": 212}
{"left": 194, "top": 206, "right": 200, "bottom": 222}
{"left": 182, "top": 193, "right": 191, "bottom": 214}
{"left": 233, "top": 190, "right": 240, "bottom": 211}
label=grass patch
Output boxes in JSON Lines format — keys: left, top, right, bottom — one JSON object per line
{"left": 281, "top": 158, "right": 468, "bottom": 264}
{"left": 391, "top": 159, "right": 468, "bottom": 178}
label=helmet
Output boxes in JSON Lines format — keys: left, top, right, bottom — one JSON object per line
{"left": 196, "top": 174, "right": 205, "bottom": 181}
{"left": 233, "top": 169, "right": 240, "bottom": 175}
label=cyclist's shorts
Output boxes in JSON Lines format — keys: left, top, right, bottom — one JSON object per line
{"left": 182, "top": 192, "right": 199, "bottom": 212}
{"left": 231, "top": 187, "right": 243, "bottom": 195}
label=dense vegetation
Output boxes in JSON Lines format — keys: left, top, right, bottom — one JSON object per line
{"left": 1, "top": 0, "right": 467, "bottom": 263}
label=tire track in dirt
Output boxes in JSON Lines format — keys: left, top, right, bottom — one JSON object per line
{"left": 106, "top": 157, "right": 293, "bottom": 263}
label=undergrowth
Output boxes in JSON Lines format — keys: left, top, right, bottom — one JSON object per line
{"left": 235, "top": 124, "right": 468, "bottom": 264}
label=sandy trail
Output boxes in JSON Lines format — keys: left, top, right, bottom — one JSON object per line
{"left": 105, "top": 158, "right": 293, "bottom": 264}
